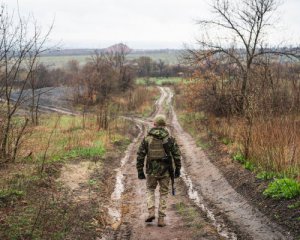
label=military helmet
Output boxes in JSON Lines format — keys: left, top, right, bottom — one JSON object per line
{"left": 154, "top": 115, "right": 166, "bottom": 127}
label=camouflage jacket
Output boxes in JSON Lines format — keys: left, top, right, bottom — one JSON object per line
{"left": 136, "top": 127, "right": 181, "bottom": 177}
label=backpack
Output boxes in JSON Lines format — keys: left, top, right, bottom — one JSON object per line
{"left": 147, "top": 136, "right": 169, "bottom": 160}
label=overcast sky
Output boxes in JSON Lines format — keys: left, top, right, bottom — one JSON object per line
{"left": 5, "top": 0, "right": 300, "bottom": 49}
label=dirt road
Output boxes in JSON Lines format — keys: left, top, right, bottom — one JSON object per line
{"left": 57, "top": 86, "right": 290, "bottom": 239}
{"left": 100, "top": 86, "right": 291, "bottom": 240}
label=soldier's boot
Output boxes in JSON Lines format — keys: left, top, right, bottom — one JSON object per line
{"left": 157, "top": 217, "right": 166, "bottom": 227}
{"left": 145, "top": 207, "right": 155, "bottom": 222}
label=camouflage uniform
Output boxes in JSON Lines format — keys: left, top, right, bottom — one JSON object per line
{"left": 136, "top": 127, "right": 181, "bottom": 218}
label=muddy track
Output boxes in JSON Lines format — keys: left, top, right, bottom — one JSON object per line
{"left": 103, "top": 86, "right": 290, "bottom": 240}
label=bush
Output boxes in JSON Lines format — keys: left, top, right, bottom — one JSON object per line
{"left": 263, "top": 178, "right": 300, "bottom": 199}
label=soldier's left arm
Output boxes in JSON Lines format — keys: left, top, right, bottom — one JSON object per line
{"left": 170, "top": 137, "right": 181, "bottom": 169}
{"left": 136, "top": 138, "right": 148, "bottom": 173}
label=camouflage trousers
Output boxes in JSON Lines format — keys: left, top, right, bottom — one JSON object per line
{"left": 146, "top": 175, "right": 170, "bottom": 217}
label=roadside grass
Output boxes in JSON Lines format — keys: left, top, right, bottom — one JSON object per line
{"left": 177, "top": 110, "right": 300, "bottom": 200}
{"left": 175, "top": 81, "right": 299, "bottom": 182}
{"left": 19, "top": 114, "right": 109, "bottom": 165}
{"left": 126, "top": 86, "right": 160, "bottom": 117}
{"left": 178, "top": 112, "right": 212, "bottom": 149}
{"left": 0, "top": 113, "right": 134, "bottom": 239}
{"left": 136, "top": 77, "right": 183, "bottom": 86}
{"left": 263, "top": 178, "right": 300, "bottom": 200}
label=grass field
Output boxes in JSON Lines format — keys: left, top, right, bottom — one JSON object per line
{"left": 39, "top": 51, "right": 180, "bottom": 68}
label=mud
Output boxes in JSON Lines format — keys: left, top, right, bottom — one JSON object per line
{"left": 108, "top": 123, "right": 144, "bottom": 227}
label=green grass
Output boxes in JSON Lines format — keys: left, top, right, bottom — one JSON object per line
{"left": 256, "top": 171, "right": 285, "bottom": 180}
{"left": 288, "top": 201, "right": 300, "bottom": 209}
{"left": 0, "top": 189, "right": 24, "bottom": 206}
{"left": 136, "top": 77, "right": 183, "bottom": 85}
{"left": 221, "top": 137, "right": 232, "bottom": 145}
{"left": 263, "top": 178, "right": 300, "bottom": 199}
{"left": 233, "top": 152, "right": 246, "bottom": 163}
{"left": 23, "top": 115, "right": 108, "bottom": 164}
{"left": 232, "top": 152, "right": 256, "bottom": 171}
{"left": 64, "top": 140, "right": 105, "bottom": 159}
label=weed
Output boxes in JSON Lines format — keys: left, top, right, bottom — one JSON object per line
{"left": 233, "top": 152, "right": 246, "bottom": 164}
{"left": 263, "top": 178, "right": 300, "bottom": 199}
{"left": 243, "top": 161, "right": 255, "bottom": 171}
{"left": 196, "top": 139, "right": 211, "bottom": 149}
{"left": 221, "top": 137, "right": 231, "bottom": 145}
{"left": 0, "top": 189, "right": 24, "bottom": 205}
{"left": 88, "top": 179, "right": 97, "bottom": 186}
{"left": 66, "top": 141, "right": 105, "bottom": 159}
{"left": 256, "top": 171, "right": 284, "bottom": 180}
{"left": 175, "top": 202, "right": 203, "bottom": 229}
{"left": 288, "top": 201, "right": 300, "bottom": 209}
{"left": 274, "top": 213, "right": 280, "bottom": 219}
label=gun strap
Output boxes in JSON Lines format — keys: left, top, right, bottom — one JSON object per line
{"left": 162, "top": 138, "right": 171, "bottom": 157}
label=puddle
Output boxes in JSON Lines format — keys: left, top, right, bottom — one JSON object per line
{"left": 108, "top": 123, "right": 143, "bottom": 224}
{"left": 181, "top": 167, "right": 237, "bottom": 240}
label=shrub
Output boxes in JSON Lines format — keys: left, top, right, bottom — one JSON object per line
{"left": 263, "top": 178, "right": 300, "bottom": 199}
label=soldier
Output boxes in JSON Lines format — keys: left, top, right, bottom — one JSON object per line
{"left": 136, "top": 115, "right": 181, "bottom": 227}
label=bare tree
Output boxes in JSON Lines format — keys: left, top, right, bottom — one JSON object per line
{"left": 0, "top": 4, "right": 52, "bottom": 162}
{"left": 186, "top": 0, "right": 300, "bottom": 112}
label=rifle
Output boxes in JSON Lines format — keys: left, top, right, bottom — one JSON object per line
{"left": 163, "top": 140, "right": 175, "bottom": 196}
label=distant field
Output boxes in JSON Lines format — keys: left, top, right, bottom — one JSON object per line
{"left": 127, "top": 51, "right": 180, "bottom": 64}
{"left": 39, "top": 51, "right": 181, "bottom": 68}
{"left": 136, "top": 77, "right": 183, "bottom": 85}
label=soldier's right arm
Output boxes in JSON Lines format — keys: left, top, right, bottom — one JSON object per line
{"left": 136, "top": 138, "right": 148, "bottom": 173}
{"left": 170, "top": 137, "right": 181, "bottom": 170}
